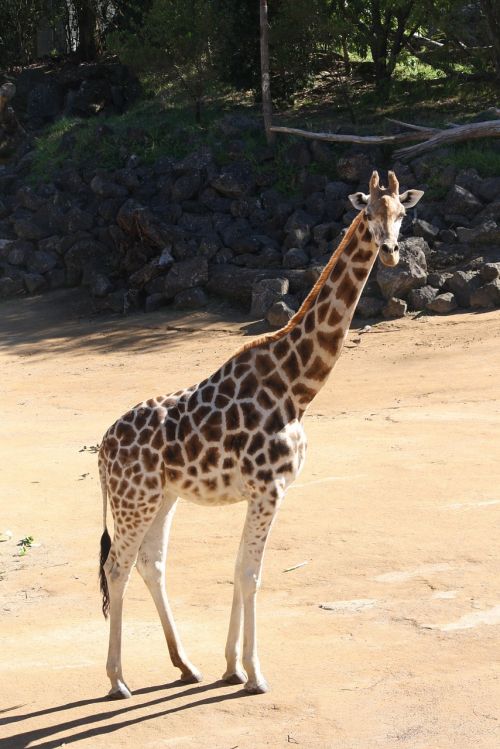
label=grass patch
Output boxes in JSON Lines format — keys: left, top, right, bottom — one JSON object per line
{"left": 30, "top": 82, "right": 257, "bottom": 184}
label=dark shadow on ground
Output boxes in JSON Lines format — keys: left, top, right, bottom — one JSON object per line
{"left": 0, "top": 290, "right": 252, "bottom": 358}
{"left": 0, "top": 680, "right": 247, "bottom": 749}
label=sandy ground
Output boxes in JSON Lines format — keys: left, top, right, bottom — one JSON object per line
{"left": 1, "top": 291, "right": 499, "bottom": 749}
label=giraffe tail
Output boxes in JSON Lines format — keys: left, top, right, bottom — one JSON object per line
{"left": 98, "top": 450, "right": 111, "bottom": 619}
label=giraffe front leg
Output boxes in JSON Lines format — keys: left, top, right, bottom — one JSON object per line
{"left": 222, "top": 548, "right": 246, "bottom": 685}
{"left": 238, "top": 492, "right": 282, "bottom": 695}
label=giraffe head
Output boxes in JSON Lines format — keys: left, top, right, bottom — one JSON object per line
{"left": 348, "top": 171, "right": 424, "bottom": 267}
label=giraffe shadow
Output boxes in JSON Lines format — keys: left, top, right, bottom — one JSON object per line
{"left": 0, "top": 680, "right": 247, "bottom": 749}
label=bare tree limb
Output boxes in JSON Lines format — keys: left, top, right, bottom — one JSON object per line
{"left": 395, "top": 120, "right": 500, "bottom": 159}
{"left": 385, "top": 117, "right": 440, "bottom": 132}
{"left": 269, "top": 124, "right": 436, "bottom": 145}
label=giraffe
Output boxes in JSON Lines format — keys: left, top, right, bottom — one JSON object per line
{"left": 98, "top": 170, "right": 424, "bottom": 699}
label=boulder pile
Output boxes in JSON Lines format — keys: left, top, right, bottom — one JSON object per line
{"left": 1, "top": 121, "right": 500, "bottom": 322}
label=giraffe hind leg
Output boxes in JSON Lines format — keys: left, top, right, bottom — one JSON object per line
{"left": 104, "top": 486, "right": 163, "bottom": 699}
{"left": 136, "top": 492, "right": 202, "bottom": 684}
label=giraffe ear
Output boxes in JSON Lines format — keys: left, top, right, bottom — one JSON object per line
{"left": 399, "top": 189, "right": 424, "bottom": 208}
{"left": 348, "top": 192, "right": 369, "bottom": 211}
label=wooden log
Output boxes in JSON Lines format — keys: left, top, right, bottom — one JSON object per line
{"left": 394, "top": 120, "right": 500, "bottom": 159}
{"left": 269, "top": 124, "right": 436, "bottom": 145}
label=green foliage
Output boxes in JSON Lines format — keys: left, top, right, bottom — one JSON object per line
{"left": 107, "top": 0, "right": 219, "bottom": 120}
{"left": 0, "top": 0, "right": 45, "bottom": 66}
{"left": 17, "top": 535, "right": 34, "bottom": 556}
{"left": 441, "top": 141, "right": 500, "bottom": 178}
{"left": 269, "top": 0, "right": 333, "bottom": 101}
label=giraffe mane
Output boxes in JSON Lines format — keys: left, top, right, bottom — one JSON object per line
{"left": 232, "top": 210, "right": 365, "bottom": 357}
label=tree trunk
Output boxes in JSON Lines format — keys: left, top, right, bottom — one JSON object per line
{"left": 259, "top": 0, "right": 274, "bottom": 144}
{"left": 75, "top": 1, "right": 99, "bottom": 61}
{"left": 481, "top": 0, "right": 500, "bottom": 80}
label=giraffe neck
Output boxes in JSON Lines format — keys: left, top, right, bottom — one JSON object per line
{"left": 268, "top": 212, "right": 377, "bottom": 411}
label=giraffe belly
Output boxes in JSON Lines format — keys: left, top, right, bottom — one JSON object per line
{"left": 163, "top": 465, "right": 249, "bottom": 506}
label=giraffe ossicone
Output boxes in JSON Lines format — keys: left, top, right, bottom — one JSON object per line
{"left": 98, "top": 170, "right": 424, "bottom": 698}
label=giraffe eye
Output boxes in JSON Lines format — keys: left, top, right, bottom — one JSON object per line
{"left": 365, "top": 209, "right": 373, "bottom": 220}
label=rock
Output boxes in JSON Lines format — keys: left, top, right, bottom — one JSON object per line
{"left": 129, "top": 257, "right": 166, "bottom": 288}
{"left": 173, "top": 287, "right": 208, "bottom": 309}
{"left": 476, "top": 176, "right": 500, "bottom": 203}
{"left": 15, "top": 186, "right": 43, "bottom": 211}
{"left": 480, "top": 262, "right": 500, "bottom": 282}
{"left": 300, "top": 174, "right": 327, "bottom": 197}
{"left": 305, "top": 192, "right": 325, "bottom": 219}
{"left": 46, "top": 268, "right": 66, "bottom": 289}
{"left": 144, "top": 293, "right": 166, "bottom": 312}
{"left": 251, "top": 277, "right": 289, "bottom": 318}
{"left": 444, "top": 184, "right": 482, "bottom": 219}
{"left": 376, "top": 237, "right": 428, "bottom": 300}
{"left": 65, "top": 207, "right": 94, "bottom": 233}
{"left": 116, "top": 200, "right": 165, "bottom": 248}
{"left": 266, "top": 300, "right": 295, "bottom": 328}
{"left": 445, "top": 270, "right": 482, "bottom": 307}
{"left": 426, "top": 292, "right": 458, "bottom": 314}
{"left": 13, "top": 218, "right": 49, "bottom": 241}
{"left": 164, "top": 257, "right": 209, "bottom": 299}
{"left": 104, "top": 289, "right": 129, "bottom": 314}
{"left": 171, "top": 172, "right": 201, "bottom": 202}
{"left": 455, "top": 168, "right": 483, "bottom": 197}
{"left": 283, "top": 248, "right": 309, "bottom": 269}
{"left": 89, "top": 274, "right": 113, "bottom": 298}
{"left": 178, "top": 213, "right": 212, "bottom": 235}
{"left": 355, "top": 295, "right": 384, "bottom": 318}
{"left": 382, "top": 297, "right": 407, "bottom": 319}
{"left": 90, "top": 175, "right": 128, "bottom": 199}
{"left": 28, "top": 250, "right": 58, "bottom": 274}
{"left": 8, "top": 241, "right": 33, "bottom": 266}
{"left": 284, "top": 210, "right": 316, "bottom": 248}
{"left": 456, "top": 221, "right": 500, "bottom": 245}
{"left": 0, "top": 275, "right": 24, "bottom": 298}
{"left": 211, "top": 162, "right": 255, "bottom": 198}
{"left": 23, "top": 272, "right": 48, "bottom": 293}
{"left": 336, "top": 153, "right": 372, "bottom": 183}
{"left": 176, "top": 146, "right": 214, "bottom": 173}
{"left": 474, "top": 201, "right": 500, "bottom": 224}
{"left": 427, "top": 271, "right": 453, "bottom": 289}
{"left": 438, "top": 228, "right": 457, "bottom": 243}
{"left": 470, "top": 279, "right": 500, "bottom": 308}
{"left": 412, "top": 218, "right": 440, "bottom": 242}
{"left": 407, "top": 285, "right": 439, "bottom": 311}
{"left": 26, "top": 79, "right": 63, "bottom": 124}
{"left": 64, "top": 238, "right": 112, "bottom": 286}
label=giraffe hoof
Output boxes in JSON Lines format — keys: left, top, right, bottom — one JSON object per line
{"left": 108, "top": 682, "right": 132, "bottom": 699}
{"left": 180, "top": 668, "right": 203, "bottom": 684}
{"left": 244, "top": 678, "right": 269, "bottom": 695}
{"left": 222, "top": 669, "right": 247, "bottom": 685}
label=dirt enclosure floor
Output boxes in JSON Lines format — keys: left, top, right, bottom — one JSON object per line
{"left": 1, "top": 291, "right": 499, "bottom": 749}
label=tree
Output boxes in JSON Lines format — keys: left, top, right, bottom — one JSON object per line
{"left": 333, "top": 0, "right": 427, "bottom": 95}
{"left": 260, "top": 0, "right": 273, "bottom": 143}
{"left": 480, "top": 0, "right": 500, "bottom": 80}
{"left": 108, "top": 0, "right": 218, "bottom": 122}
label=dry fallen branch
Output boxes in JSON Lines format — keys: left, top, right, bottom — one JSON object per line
{"left": 394, "top": 119, "right": 500, "bottom": 159}
{"left": 269, "top": 124, "right": 436, "bottom": 146}
{"left": 270, "top": 117, "right": 500, "bottom": 161}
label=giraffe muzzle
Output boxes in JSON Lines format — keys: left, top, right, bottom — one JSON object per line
{"left": 379, "top": 242, "right": 399, "bottom": 267}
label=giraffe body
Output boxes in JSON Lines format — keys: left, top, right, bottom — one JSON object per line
{"left": 98, "top": 171, "right": 424, "bottom": 698}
